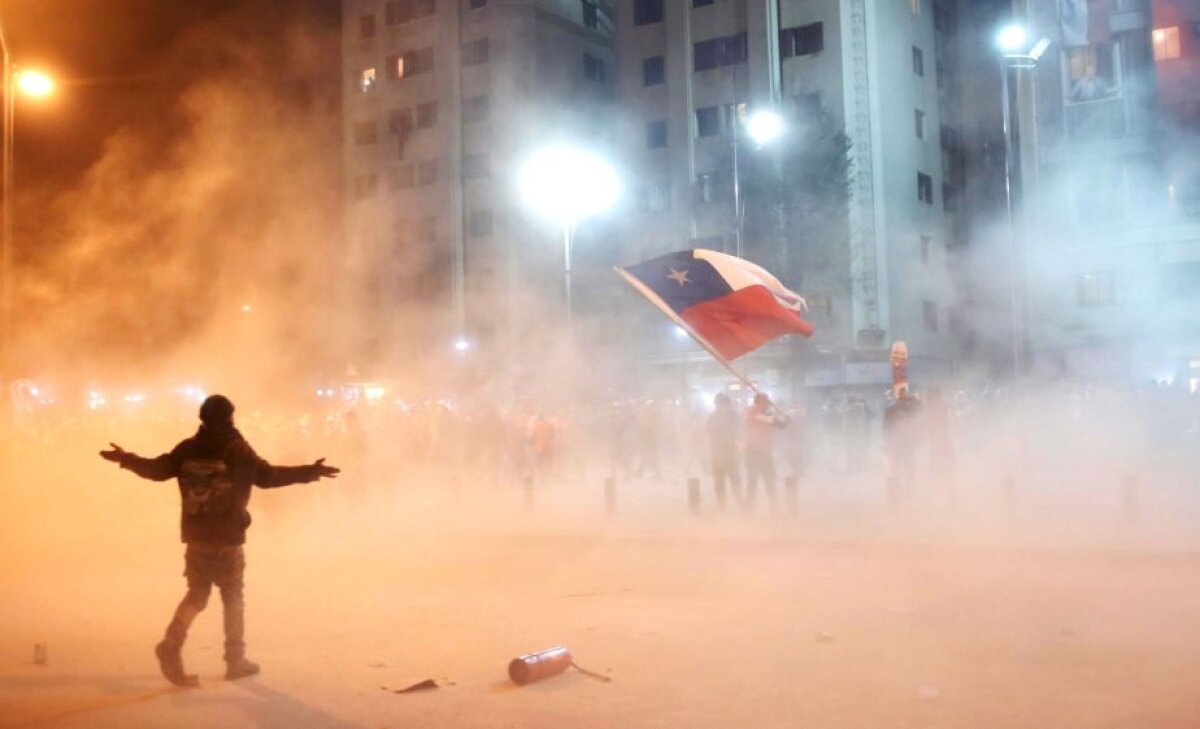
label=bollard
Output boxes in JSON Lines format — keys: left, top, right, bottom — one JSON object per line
{"left": 523, "top": 475, "right": 534, "bottom": 512}
{"left": 604, "top": 477, "right": 617, "bottom": 514}
{"left": 1002, "top": 475, "right": 1016, "bottom": 512}
{"left": 784, "top": 475, "right": 799, "bottom": 516}
{"left": 1121, "top": 474, "right": 1139, "bottom": 525}
{"left": 686, "top": 477, "right": 701, "bottom": 514}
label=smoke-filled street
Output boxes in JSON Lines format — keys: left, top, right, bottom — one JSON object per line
{"left": 3, "top": 416, "right": 1200, "bottom": 729}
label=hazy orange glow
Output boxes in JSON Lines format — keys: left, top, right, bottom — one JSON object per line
{"left": 15, "top": 70, "right": 54, "bottom": 98}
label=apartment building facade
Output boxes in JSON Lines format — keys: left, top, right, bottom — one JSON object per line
{"left": 614, "top": 0, "right": 959, "bottom": 396}
{"left": 1013, "top": 0, "right": 1200, "bottom": 387}
{"left": 341, "top": 0, "right": 614, "bottom": 376}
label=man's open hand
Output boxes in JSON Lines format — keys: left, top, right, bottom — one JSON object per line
{"left": 312, "top": 458, "right": 340, "bottom": 479}
{"left": 99, "top": 443, "right": 129, "bottom": 465}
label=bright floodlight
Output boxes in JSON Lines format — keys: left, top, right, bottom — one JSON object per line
{"left": 746, "top": 110, "right": 784, "bottom": 146}
{"left": 453, "top": 337, "right": 471, "bottom": 352}
{"left": 996, "top": 24, "right": 1029, "bottom": 54}
{"left": 16, "top": 70, "right": 54, "bottom": 98}
{"left": 518, "top": 145, "right": 620, "bottom": 223}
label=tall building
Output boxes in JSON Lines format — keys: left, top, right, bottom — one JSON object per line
{"left": 613, "top": 0, "right": 958, "bottom": 396}
{"left": 340, "top": 0, "right": 615, "bottom": 376}
{"left": 1010, "top": 0, "right": 1200, "bottom": 386}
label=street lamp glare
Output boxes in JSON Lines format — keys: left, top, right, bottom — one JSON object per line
{"left": 453, "top": 337, "right": 470, "bottom": 352}
{"left": 746, "top": 110, "right": 784, "bottom": 146}
{"left": 996, "top": 24, "right": 1029, "bottom": 54}
{"left": 517, "top": 145, "right": 619, "bottom": 222}
{"left": 15, "top": 70, "right": 54, "bottom": 98}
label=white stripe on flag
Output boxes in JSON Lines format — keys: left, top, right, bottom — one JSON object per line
{"left": 693, "top": 249, "right": 808, "bottom": 313}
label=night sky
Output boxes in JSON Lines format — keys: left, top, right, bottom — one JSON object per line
{"left": 1, "top": 0, "right": 341, "bottom": 191}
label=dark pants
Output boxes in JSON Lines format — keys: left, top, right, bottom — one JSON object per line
{"left": 743, "top": 449, "right": 777, "bottom": 510}
{"left": 712, "top": 457, "right": 740, "bottom": 510}
{"left": 163, "top": 544, "right": 246, "bottom": 663}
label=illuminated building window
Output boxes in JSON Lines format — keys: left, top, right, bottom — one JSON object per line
{"left": 359, "top": 67, "right": 377, "bottom": 93}
{"left": 1078, "top": 272, "right": 1115, "bottom": 306}
{"left": 1153, "top": 27, "right": 1181, "bottom": 61}
{"left": 1065, "top": 44, "right": 1119, "bottom": 103}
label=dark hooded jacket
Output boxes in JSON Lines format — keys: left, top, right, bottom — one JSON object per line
{"left": 118, "top": 424, "right": 324, "bottom": 546}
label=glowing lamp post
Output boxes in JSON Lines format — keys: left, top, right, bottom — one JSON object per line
{"left": 994, "top": 23, "right": 1050, "bottom": 376}
{"left": 732, "top": 108, "right": 785, "bottom": 258}
{"left": 518, "top": 145, "right": 619, "bottom": 333}
{"left": 1, "top": 15, "right": 56, "bottom": 365}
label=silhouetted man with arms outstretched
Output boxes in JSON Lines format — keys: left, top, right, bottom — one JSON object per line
{"left": 100, "top": 394, "right": 339, "bottom": 686}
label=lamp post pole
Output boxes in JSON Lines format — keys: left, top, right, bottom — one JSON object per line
{"left": 562, "top": 216, "right": 575, "bottom": 337}
{"left": 999, "top": 58, "right": 1022, "bottom": 377}
{"left": 731, "top": 106, "right": 743, "bottom": 259}
{"left": 1, "top": 22, "right": 13, "bottom": 369}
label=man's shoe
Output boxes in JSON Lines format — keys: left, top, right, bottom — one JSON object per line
{"left": 155, "top": 641, "right": 199, "bottom": 687}
{"left": 225, "top": 657, "right": 260, "bottom": 680}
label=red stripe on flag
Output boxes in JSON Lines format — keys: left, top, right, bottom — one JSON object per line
{"left": 680, "top": 285, "right": 814, "bottom": 361}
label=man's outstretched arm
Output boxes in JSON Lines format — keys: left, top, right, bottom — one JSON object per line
{"left": 242, "top": 442, "right": 340, "bottom": 489}
{"left": 99, "top": 443, "right": 179, "bottom": 481}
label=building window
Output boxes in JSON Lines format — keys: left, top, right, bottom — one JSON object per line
{"left": 695, "top": 106, "right": 721, "bottom": 137}
{"left": 417, "top": 159, "right": 439, "bottom": 186}
{"left": 463, "top": 95, "right": 490, "bottom": 123}
{"left": 1078, "top": 272, "right": 1114, "bottom": 306}
{"left": 469, "top": 210, "right": 493, "bottom": 237}
{"left": 360, "top": 15, "right": 376, "bottom": 39}
{"left": 914, "top": 109, "right": 925, "bottom": 139}
{"left": 389, "top": 108, "right": 414, "bottom": 135}
{"left": 1152, "top": 27, "right": 1181, "bottom": 61}
{"left": 646, "top": 120, "right": 667, "bottom": 148}
{"left": 353, "top": 120, "right": 378, "bottom": 145}
{"left": 639, "top": 182, "right": 669, "bottom": 212}
{"left": 359, "top": 67, "right": 377, "bottom": 93}
{"left": 912, "top": 46, "right": 924, "bottom": 76}
{"left": 694, "top": 33, "right": 748, "bottom": 72}
{"left": 463, "top": 153, "right": 491, "bottom": 180}
{"left": 583, "top": 53, "right": 607, "bottom": 82}
{"left": 920, "top": 235, "right": 931, "bottom": 264}
{"left": 469, "top": 0, "right": 487, "bottom": 8}
{"left": 943, "top": 184, "right": 959, "bottom": 212}
{"left": 633, "top": 0, "right": 664, "bottom": 26}
{"left": 583, "top": 1, "right": 599, "bottom": 29}
{"left": 463, "top": 38, "right": 489, "bottom": 65}
{"left": 396, "top": 47, "right": 434, "bottom": 78}
{"left": 643, "top": 56, "right": 665, "bottom": 86}
{"left": 353, "top": 175, "right": 379, "bottom": 200}
{"left": 390, "top": 164, "right": 415, "bottom": 191}
{"left": 693, "top": 0, "right": 714, "bottom": 6}
{"left": 416, "top": 101, "right": 438, "bottom": 129}
{"left": 780, "top": 23, "right": 823, "bottom": 58}
{"left": 386, "top": 0, "right": 435, "bottom": 25}
{"left": 917, "top": 172, "right": 933, "bottom": 204}
{"left": 923, "top": 301, "right": 938, "bottom": 332}
{"left": 1066, "top": 44, "right": 1119, "bottom": 103}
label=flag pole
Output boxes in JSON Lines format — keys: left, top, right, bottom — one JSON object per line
{"left": 613, "top": 266, "right": 762, "bottom": 396}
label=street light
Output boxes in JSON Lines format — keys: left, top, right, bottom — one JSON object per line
{"left": 1, "top": 16, "right": 56, "bottom": 367}
{"left": 731, "top": 107, "right": 785, "bottom": 258}
{"left": 994, "top": 23, "right": 1049, "bottom": 377}
{"left": 517, "top": 144, "right": 620, "bottom": 332}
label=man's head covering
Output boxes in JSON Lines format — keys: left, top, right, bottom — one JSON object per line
{"left": 199, "top": 394, "right": 235, "bottom": 425}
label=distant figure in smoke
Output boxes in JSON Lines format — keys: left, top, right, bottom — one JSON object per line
{"left": 882, "top": 386, "right": 922, "bottom": 510}
{"left": 743, "top": 392, "right": 788, "bottom": 511}
{"left": 706, "top": 393, "right": 741, "bottom": 510}
{"left": 99, "top": 395, "right": 339, "bottom": 687}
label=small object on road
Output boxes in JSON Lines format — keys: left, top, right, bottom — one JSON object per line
{"left": 368, "top": 661, "right": 388, "bottom": 668}
{"left": 33, "top": 643, "right": 47, "bottom": 666}
{"left": 384, "top": 678, "right": 450, "bottom": 693}
{"left": 918, "top": 686, "right": 941, "bottom": 701}
{"left": 509, "top": 646, "right": 573, "bottom": 685}
{"left": 814, "top": 631, "right": 836, "bottom": 643}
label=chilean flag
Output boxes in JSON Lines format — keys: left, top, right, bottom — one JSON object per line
{"left": 616, "top": 249, "right": 814, "bottom": 361}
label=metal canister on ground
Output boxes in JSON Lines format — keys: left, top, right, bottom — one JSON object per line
{"left": 508, "top": 645, "right": 572, "bottom": 685}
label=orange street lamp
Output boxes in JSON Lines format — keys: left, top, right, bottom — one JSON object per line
{"left": 1, "top": 13, "right": 56, "bottom": 364}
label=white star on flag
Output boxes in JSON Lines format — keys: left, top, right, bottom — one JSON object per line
{"left": 667, "top": 268, "right": 691, "bottom": 286}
